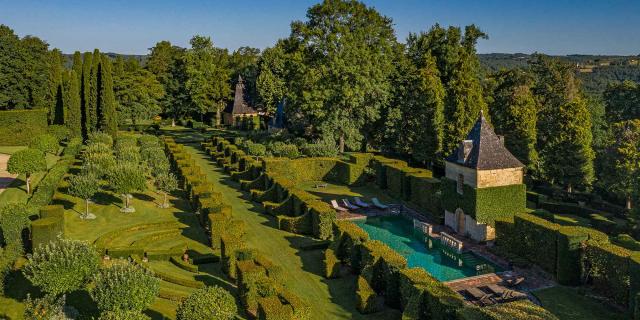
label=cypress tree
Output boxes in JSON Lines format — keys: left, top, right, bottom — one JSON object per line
{"left": 89, "top": 49, "right": 101, "bottom": 133}
{"left": 47, "top": 49, "right": 65, "bottom": 125}
{"left": 99, "top": 55, "right": 117, "bottom": 136}
{"left": 81, "top": 52, "right": 93, "bottom": 139}
{"left": 64, "top": 70, "right": 82, "bottom": 137}
{"left": 72, "top": 51, "right": 83, "bottom": 88}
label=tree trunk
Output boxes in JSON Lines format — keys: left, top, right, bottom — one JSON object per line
{"left": 26, "top": 174, "right": 31, "bottom": 194}
{"left": 124, "top": 194, "right": 129, "bottom": 209}
{"left": 171, "top": 118, "right": 176, "bottom": 127}
{"left": 339, "top": 133, "right": 345, "bottom": 153}
{"left": 85, "top": 198, "right": 90, "bottom": 217}
{"left": 216, "top": 107, "right": 221, "bottom": 126}
{"left": 164, "top": 192, "right": 168, "bottom": 208}
{"left": 567, "top": 183, "right": 573, "bottom": 193}
{"left": 627, "top": 196, "right": 632, "bottom": 210}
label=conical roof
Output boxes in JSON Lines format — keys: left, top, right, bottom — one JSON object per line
{"left": 225, "top": 75, "right": 257, "bottom": 115}
{"left": 445, "top": 111, "right": 524, "bottom": 170}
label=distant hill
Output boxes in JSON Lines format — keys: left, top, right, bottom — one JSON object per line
{"left": 61, "top": 52, "right": 147, "bottom": 68}
{"left": 479, "top": 53, "right": 640, "bottom": 94}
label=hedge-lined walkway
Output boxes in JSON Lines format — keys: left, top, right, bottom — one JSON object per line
{"left": 181, "top": 143, "right": 400, "bottom": 320}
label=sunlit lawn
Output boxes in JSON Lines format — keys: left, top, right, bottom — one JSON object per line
{"left": 533, "top": 286, "right": 628, "bottom": 320}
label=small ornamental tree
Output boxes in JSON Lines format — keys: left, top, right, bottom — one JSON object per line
{"left": 29, "top": 134, "right": 59, "bottom": 155}
{"left": 7, "top": 148, "right": 47, "bottom": 194}
{"left": 88, "top": 131, "right": 113, "bottom": 147}
{"left": 23, "top": 238, "right": 100, "bottom": 296}
{"left": 107, "top": 163, "right": 147, "bottom": 212}
{"left": 47, "top": 125, "right": 71, "bottom": 142}
{"left": 68, "top": 173, "right": 100, "bottom": 219}
{"left": 176, "top": 286, "right": 238, "bottom": 320}
{"left": 154, "top": 172, "right": 177, "bottom": 208}
{"left": 0, "top": 203, "right": 31, "bottom": 245}
{"left": 90, "top": 260, "right": 160, "bottom": 312}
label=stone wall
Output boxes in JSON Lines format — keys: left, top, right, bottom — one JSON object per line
{"left": 445, "top": 162, "right": 523, "bottom": 189}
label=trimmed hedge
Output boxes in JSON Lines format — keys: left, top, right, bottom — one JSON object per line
{"left": 31, "top": 217, "right": 64, "bottom": 249}
{"left": 556, "top": 226, "right": 589, "bottom": 285}
{"left": 514, "top": 213, "right": 559, "bottom": 274}
{"left": 584, "top": 240, "right": 631, "bottom": 305}
{"left": 356, "top": 275, "right": 384, "bottom": 314}
{"left": 0, "top": 109, "right": 48, "bottom": 145}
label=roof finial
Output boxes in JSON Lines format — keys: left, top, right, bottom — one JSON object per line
{"left": 238, "top": 75, "right": 243, "bottom": 83}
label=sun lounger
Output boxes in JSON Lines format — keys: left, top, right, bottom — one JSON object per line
{"left": 331, "top": 200, "right": 348, "bottom": 212}
{"left": 353, "top": 197, "right": 371, "bottom": 208}
{"left": 315, "top": 183, "right": 328, "bottom": 188}
{"left": 371, "top": 198, "right": 388, "bottom": 210}
{"left": 465, "top": 287, "right": 494, "bottom": 306}
{"left": 504, "top": 276, "right": 525, "bottom": 288}
{"left": 342, "top": 199, "right": 360, "bottom": 210}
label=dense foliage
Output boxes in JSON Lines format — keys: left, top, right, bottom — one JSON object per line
{"left": 90, "top": 260, "right": 160, "bottom": 312}
{"left": 7, "top": 148, "right": 47, "bottom": 194}
{"left": 23, "top": 238, "right": 100, "bottom": 296}
{"left": 175, "top": 286, "right": 238, "bottom": 320}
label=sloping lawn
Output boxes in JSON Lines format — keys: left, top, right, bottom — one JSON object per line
{"left": 182, "top": 142, "right": 401, "bottom": 320}
{"left": 533, "top": 286, "right": 628, "bottom": 320}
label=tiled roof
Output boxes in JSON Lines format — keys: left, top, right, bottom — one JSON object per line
{"left": 225, "top": 75, "right": 257, "bottom": 115}
{"left": 445, "top": 111, "right": 524, "bottom": 170}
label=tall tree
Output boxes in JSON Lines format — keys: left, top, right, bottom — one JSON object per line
{"left": 81, "top": 52, "right": 93, "bottom": 139}
{"left": 603, "top": 80, "right": 640, "bottom": 123}
{"left": 413, "top": 53, "right": 446, "bottom": 164}
{"left": 89, "top": 49, "right": 101, "bottom": 132}
{"left": 147, "top": 41, "right": 190, "bottom": 125}
{"left": 0, "top": 25, "right": 28, "bottom": 110}
{"left": 64, "top": 70, "right": 82, "bottom": 137}
{"left": 229, "top": 46, "right": 260, "bottom": 105}
{"left": 256, "top": 44, "right": 287, "bottom": 116}
{"left": 288, "top": 0, "right": 398, "bottom": 152}
{"left": 114, "top": 58, "right": 164, "bottom": 125}
{"left": 539, "top": 98, "right": 595, "bottom": 191}
{"left": 47, "top": 49, "right": 65, "bottom": 124}
{"left": 599, "top": 120, "right": 640, "bottom": 210}
{"left": 489, "top": 68, "right": 539, "bottom": 173}
{"left": 99, "top": 55, "right": 118, "bottom": 136}
{"left": 72, "top": 51, "right": 83, "bottom": 87}
{"left": 21, "top": 35, "right": 50, "bottom": 110}
{"left": 184, "top": 35, "right": 230, "bottom": 123}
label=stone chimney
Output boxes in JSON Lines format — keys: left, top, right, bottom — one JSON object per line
{"left": 457, "top": 140, "right": 473, "bottom": 163}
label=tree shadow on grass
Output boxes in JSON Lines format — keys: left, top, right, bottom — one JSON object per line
{"left": 144, "top": 309, "right": 166, "bottom": 320}
{"left": 51, "top": 198, "right": 76, "bottom": 210}
{"left": 91, "top": 191, "right": 122, "bottom": 206}
{"left": 66, "top": 289, "right": 99, "bottom": 318}
{"left": 132, "top": 192, "right": 155, "bottom": 202}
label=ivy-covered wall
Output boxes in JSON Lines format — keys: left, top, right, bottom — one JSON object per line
{"left": 441, "top": 178, "right": 526, "bottom": 225}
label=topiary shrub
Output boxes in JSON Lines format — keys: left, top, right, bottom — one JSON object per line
{"left": 88, "top": 131, "right": 114, "bottom": 147}
{"left": 47, "top": 125, "right": 71, "bottom": 142}
{"left": 23, "top": 238, "right": 100, "bottom": 296}
{"left": 356, "top": 276, "right": 384, "bottom": 314}
{"left": 7, "top": 148, "right": 47, "bottom": 194}
{"left": 0, "top": 203, "right": 31, "bottom": 245}
{"left": 324, "top": 248, "right": 341, "bottom": 279}
{"left": 268, "top": 142, "right": 299, "bottom": 158}
{"left": 176, "top": 286, "right": 238, "bottom": 320}
{"left": 0, "top": 109, "right": 48, "bottom": 146}
{"left": 90, "top": 260, "right": 160, "bottom": 312}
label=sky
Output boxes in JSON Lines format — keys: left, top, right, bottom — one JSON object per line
{"left": 0, "top": 0, "right": 638, "bottom": 56}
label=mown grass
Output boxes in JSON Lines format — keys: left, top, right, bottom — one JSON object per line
{"left": 182, "top": 142, "right": 401, "bottom": 320}
{"left": 533, "top": 286, "right": 628, "bottom": 320}
{"left": 0, "top": 152, "right": 60, "bottom": 205}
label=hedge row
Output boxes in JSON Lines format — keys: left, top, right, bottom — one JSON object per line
{"left": 496, "top": 212, "right": 640, "bottom": 310}
{"left": 372, "top": 155, "right": 443, "bottom": 221}
{"left": 0, "top": 109, "right": 48, "bottom": 145}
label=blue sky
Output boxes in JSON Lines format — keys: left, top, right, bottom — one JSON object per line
{"left": 1, "top": 0, "right": 638, "bottom": 55}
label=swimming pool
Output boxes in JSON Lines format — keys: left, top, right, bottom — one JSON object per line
{"left": 354, "top": 215, "right": 503, "bottom": 282}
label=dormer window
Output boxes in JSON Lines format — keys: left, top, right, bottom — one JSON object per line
{"left": 457, "top": 140, "right": 473, "bottom": 163}
{"left": 457, "top": 174, "right": 464, "bottom": 194}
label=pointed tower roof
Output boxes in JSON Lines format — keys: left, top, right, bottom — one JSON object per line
{"left": 445, "top": 111, "right": 524, "bottom": 170}
{"left": 225, "top": 75, "right": 257, "bottom": 115}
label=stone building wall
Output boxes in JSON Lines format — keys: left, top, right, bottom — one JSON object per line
{"left": 445, "top": 162, "right": 523, "bottom": 189}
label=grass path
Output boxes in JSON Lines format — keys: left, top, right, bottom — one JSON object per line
{"left": 182, "top": 143, "right": 400, "bottom": 320}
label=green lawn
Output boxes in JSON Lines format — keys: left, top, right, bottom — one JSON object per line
{"left": 0, "top": 146, "right": 27, "bottom": 155}
{"left": 298, "top": 180, "right": 397, "bottom": 206}
{"left": 533, "top": 286, "right": 627, "bottom": 320}
{"left": 0, "top": 152, "right": 60, "bottom": 205}
{"left": 182, "top": 142, "right": 401, "bottom": 320}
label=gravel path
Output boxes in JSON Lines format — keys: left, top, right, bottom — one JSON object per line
{"left": 0, "top": 153, "right": 17, "bottom": 194}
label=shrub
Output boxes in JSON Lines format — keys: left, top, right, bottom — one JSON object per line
{"left": 90, "top": 260, "right": 160, "bottom": 312}
{"left": 324, "top": 248, "right": 341, "bottom": 279}
{"left": 301, "top": 142, "right": 338, "bottom": 157}
{"left": 0, "top": 203, "right": 31, "bottom": 245}
{"left": 31, "top": 216, "right": 65, "bottom": 250}
{"left": 0, "top": 109, "right": 48, "bottom": 146}
{"left": 257, "top": 296, "right": 294, "bottom": 320}
{"left": 98, "top": 310, "right": 151, "bottom": 320}
{"left": 83, "top": 152, "right": 116, "bottom": 178}
{"left": 116, "top": 145, "right": 141, "bottom": 163}
{"left": 269, "top": 142, "right": 299, "bottom": 158}
{"left": 23, "top": 294, "right": 66, "bottom": 320}
{"left": 68, "top": 173, "right": 101, "bottom": 218}
{"left": 137, "top": 135, "right": 160, "bottom": 149}
{"left": 47, "top": 125, "right": 71, "bottom": 142}
{"left": 88, "top": 132, "right": 113, "bottom": 147}
{"left": 64, "top": 137, "right": 83, "bottom": 156}
{"left": 246, "top": 142, "right": 267, "bottom": 157}
{"left": 29, "top": 134, "right": 59, "bottom": 155}
{"left": 107, "top": 163, "right": 147, "bottom": 211}
{"left": 613, "top": 234, "right": 640, "bottom": 251}
{"left": 176, "top": 286, "right": 238, "bottom": 320}
{"left": 23, "top": 238, "right": 100, "bottom": 296}
{"left": 7, "top": 148, "right": 47, "bottom": 194}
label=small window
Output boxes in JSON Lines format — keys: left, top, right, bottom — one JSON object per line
{"left": 457, "top": 174, "right": 464, "bottom": 195}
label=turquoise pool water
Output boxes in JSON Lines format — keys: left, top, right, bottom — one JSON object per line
{"left": 354, "top": 215, "right": 503, "bottom": 282}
